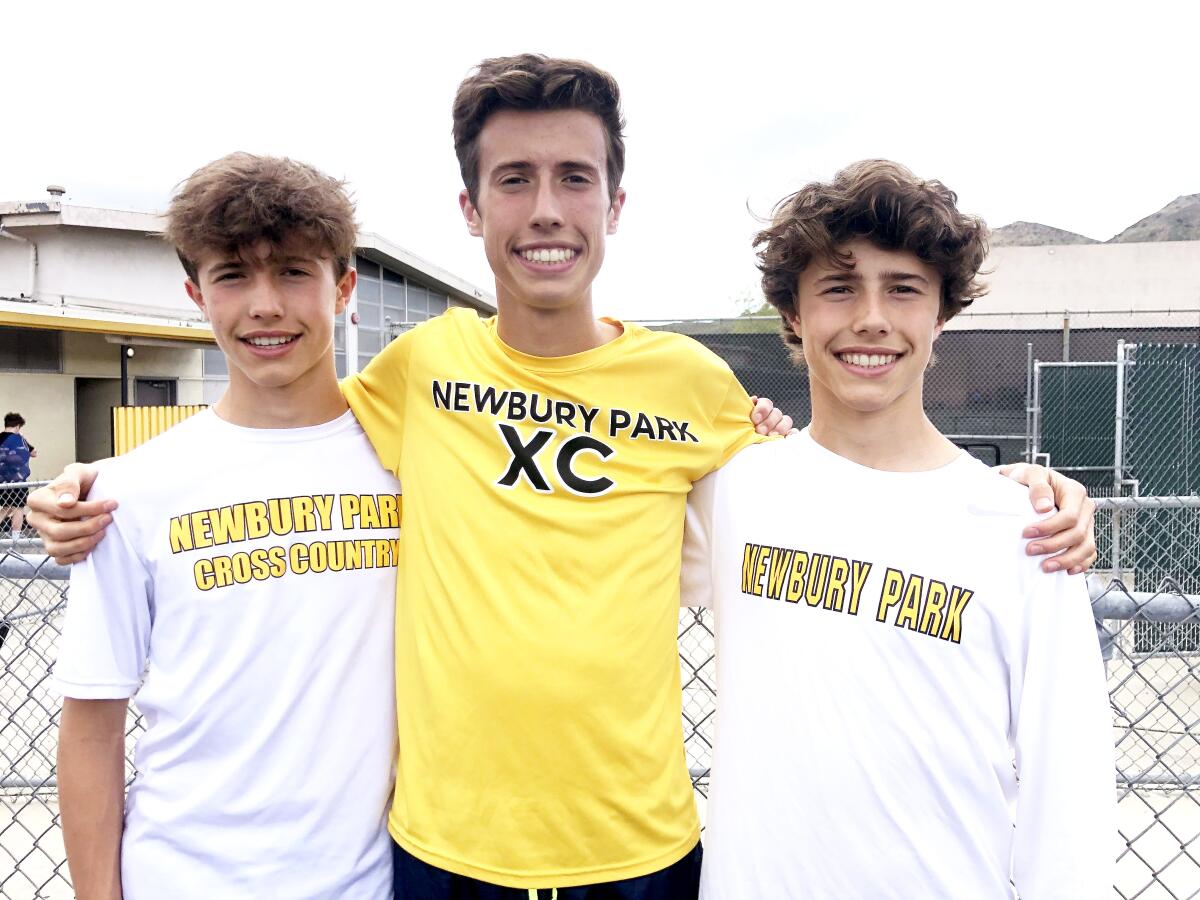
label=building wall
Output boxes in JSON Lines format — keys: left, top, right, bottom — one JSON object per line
{"left": 0, "top": 330, "right": 204, "bottom": 477}
{"left": 947, "top": 240, "right": 1200, "bottom": 331}
{"left": 0, "top": 226, "right": 197, "bottom": 318}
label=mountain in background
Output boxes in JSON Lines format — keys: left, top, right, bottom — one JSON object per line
{"left": 1107, "top": 194, "right": 1200, "bottom": 243}
{"left": 990, "top": 222, "right": 1098, "bottom": 247}
{"left": 992, "top": 193, "right": 1200, "bottom": 247}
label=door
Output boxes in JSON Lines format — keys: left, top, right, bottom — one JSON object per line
{"left": 74, "top": 378, "right": 123, "bottom": 461}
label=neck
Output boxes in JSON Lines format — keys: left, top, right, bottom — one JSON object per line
{"left": 808, "top": 385, "right": 959, "bottom": 472}
{"left": 494, "top": 291, "right": 621, "bottom": 357}
{"left": 215, "top": 366, "right": 347, "bottom": 429}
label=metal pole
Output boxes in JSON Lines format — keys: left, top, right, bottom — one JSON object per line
{"left": 1024, "top": 343, "right": 1034, "bottom": 462}
{"left": 120, "top": 345, "right": 129, "bottom": 406}
{"left": 1030, "top": 360, "right": 1042, "bottom": 463}
{"left": 1111, "top": 340, "right": 1127, "bottom": 579}
{"left": 1062, "top": 310, "right": 1070, "bottom": 361}
{"left": 1114, "top": 341, "right": 1127, "bottom": 491}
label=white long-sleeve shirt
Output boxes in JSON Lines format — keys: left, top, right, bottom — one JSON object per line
{"left": 687, "top": 430, "right": 1116, "bottom": 900}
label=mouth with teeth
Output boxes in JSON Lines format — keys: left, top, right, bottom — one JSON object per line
{"left": 836, "top": 351, "right": 900, "bottom": 372}
{"left": 516, "top": 246, "right": 577, "bottom": 267}
{"left": 241, "top": 334, "right": 299, "bottom": 355}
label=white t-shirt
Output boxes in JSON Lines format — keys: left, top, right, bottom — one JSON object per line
{"left": 685, "top": 430, "right": 1115, "bottom": 900}
{"left": 53, "top": 409, "right": 400, "bottom": 900}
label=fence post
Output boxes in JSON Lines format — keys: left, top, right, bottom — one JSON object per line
{"left": 1062, "top": 310, "right": 1071, "bottom": 361}
{"left": 1024, "top": 343, "right": 1034, "bottom": 463}
{"left": 1111, "top": 341, "right": 1127, "bottom": 581}
{"left": 1030, "top": 360, "right": 1043, "bottom": 464}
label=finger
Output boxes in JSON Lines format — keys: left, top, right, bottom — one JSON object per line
{"left": 45, "top": 529, "right": 110, "bottom": 564}
{"left": 1028, "top": 482, "right": 1055, "bottom": 514}
{"left": 27, "top": 511, "right": 112, "bottom": 543}
{"left": 1023, "top": 502, "right": 1080, "bottom": 541}
{"left": 28, "top": 497, "right": 115, "bottom": 524}
{"left": 777, "top": 414, "right": 794, "bottom": 434}
{"left": 1026, "top": 522, "right": 1086, "bottom": 558}
{"left": 1048, "top": 538, "right": 1097, "bottom": 574}
{"left": 757, "top": 408, "right": 784, "bottom": 435}
{"left": 750, "top": 396, "right": 772, "bottom": 424}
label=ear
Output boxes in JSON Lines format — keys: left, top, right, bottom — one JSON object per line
{"left": 933, "top": 318, "right": 945, "bottom": 341}
{"left": 460, "top": 189, "right": 483, "bottom": 237}
{"left": 783, "top": 305, "right": 802, "bottom": 341}
{"left": 606, "top": 186, "right": 626, "bottom": 235}
{"left": 184, "top": 280, "right": 208, "bottom": 319}
{"left": 335, "top": 267, "right": 357, "bottom": 316}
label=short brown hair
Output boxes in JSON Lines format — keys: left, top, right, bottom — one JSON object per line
{"left": 164, "top": 152, "right": 358, "bottom": 283}
{"left": 452, "top": 54, "right": 626, "bottom": 207}
{"left": 755, "top": 160, "right": 989, "bottom": 354}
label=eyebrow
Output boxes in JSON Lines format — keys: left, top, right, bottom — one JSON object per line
{"left": 879, "top": 269, "right": 931, "bottom": 286}
{"left": 813, "top": 269, "right": 930, "bottom": 286}
{"left": 491, "top": 159, "right": 602, "bottom": 176}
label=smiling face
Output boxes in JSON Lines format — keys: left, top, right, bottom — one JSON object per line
{"left": 186, "top": 240, "right": 353, "bottom": 401}
{"left": 790, "top": 238, "right": 943, "bottom": 422}
{"left": 460, "top": 108, "right": 624, "bottom": 315}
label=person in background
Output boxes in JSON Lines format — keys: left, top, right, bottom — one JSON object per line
{"left": 1, "top": 412, "right": 37, "bottom": 536}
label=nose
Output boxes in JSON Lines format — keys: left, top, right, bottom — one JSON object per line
{"left": 247, "top": 275, "right": 286, "bottom": 319}
{"left": 529, "top": 178, "right": 564, "bottom": 230}
{"left": 852, "top": 288, "right": 892, "bottom": 336}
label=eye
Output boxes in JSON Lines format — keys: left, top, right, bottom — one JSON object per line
{"left": 564, "top": 173, "right": 592, "bottom": 185}
{"left": 499, "top": 174, "right": 529, "bottom": 187}
{"left": 283, "top": 267, "right": 311, "bottom": 277}
{"left": 213, "top": 272, "right": 243, "bottom": 282}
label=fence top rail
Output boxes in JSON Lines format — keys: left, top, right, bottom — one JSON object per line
{"left": 1094, "top": 496, "right": 1200, "bottom": 510}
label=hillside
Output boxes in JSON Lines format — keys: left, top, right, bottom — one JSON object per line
{"left": 990, "top": 221, "right": 1098, "bottom": 247}
{"left": 1108, "top": 194, "right": 1200, "bottom": 243}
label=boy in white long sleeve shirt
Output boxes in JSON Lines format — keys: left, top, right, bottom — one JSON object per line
{"left": 685, "top": 160, "right": 1116, "bottom": 899}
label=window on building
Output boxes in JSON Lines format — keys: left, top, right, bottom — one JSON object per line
{"left": 135, "top": 378, "right": 177, "bottom": 406}
{"left": 0, "top": 326, "right": 62, "bottom": 373}
{"left": 351, "top": 254, "right": 454, "bottom": 370}
{"left": 202, "top": 346, "right": 228, "bottom": 377}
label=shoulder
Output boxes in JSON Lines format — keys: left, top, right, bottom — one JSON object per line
{"left": 96, "top": 412, "right": 215, "bottom": 495}
{"left": 713, "top": 433, "right": 801, "bottom": 484}
{"left": 621, "top": 324, "right": 734, "bottom": 373}
{"left": 957, "top": 456, "right": 1036, "bottom": 521}
{"left": 416, "top": 307, "right": 486, "bottom": 345}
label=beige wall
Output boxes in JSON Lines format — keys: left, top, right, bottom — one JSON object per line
{"left": 0, "top": 330, "right": 206, "bottom": 478}
{"left": 947, "top": 240, "right": 1200, "bottom": 332}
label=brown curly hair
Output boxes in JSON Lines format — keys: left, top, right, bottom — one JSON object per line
{"left": 164, "top": 152, "right": 358, "bottom": 283}
{"left": 754, "top": 160, "right": 989, "bottom": 354}
{"left": 452, "top": 54, "right": 626, "bottom": 207}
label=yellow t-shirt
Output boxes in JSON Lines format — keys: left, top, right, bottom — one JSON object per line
{"left": 342, "top": 308, "right": 760, "bottom": 888}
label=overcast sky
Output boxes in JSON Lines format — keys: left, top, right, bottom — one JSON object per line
{"left": 2, "top": 1, "right": 1194, "bottom": 321}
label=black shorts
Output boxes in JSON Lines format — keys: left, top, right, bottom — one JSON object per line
{"left": 392, "top": 840, "right": 702, "bottom": 900}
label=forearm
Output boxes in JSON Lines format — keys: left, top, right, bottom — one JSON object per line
{"left": 58, "top": 699, "right": 128, "bottom": 900}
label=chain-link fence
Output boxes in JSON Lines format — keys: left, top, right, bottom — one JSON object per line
{"left": 647, "top": 314, "right": 1200, "bottom": 468}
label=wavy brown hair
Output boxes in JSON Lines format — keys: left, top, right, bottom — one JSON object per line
{"left": 164, "top": 152, "right": 358, "bottom": 283}
{"left": 452, "top": 54, "right": 626, "bottom": 207}
{"left": 755, "top": 160, "right": 989, "bottom": 354}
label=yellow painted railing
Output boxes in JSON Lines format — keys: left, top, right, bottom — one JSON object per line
{"left": 112, "top": 405, "right": 207, "bottom": 455}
